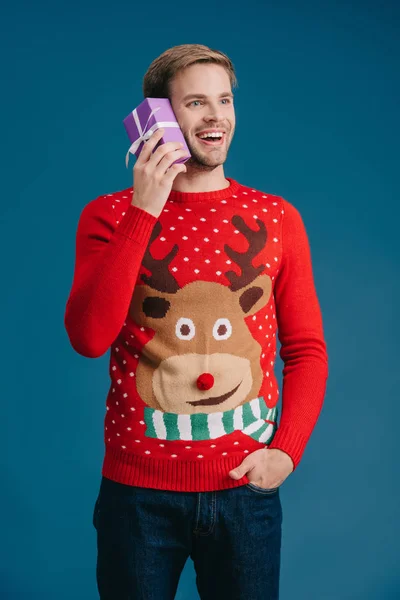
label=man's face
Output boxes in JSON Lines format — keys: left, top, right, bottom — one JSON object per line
{"left": 169, "top": 63, "right": 236, "bottom": 170}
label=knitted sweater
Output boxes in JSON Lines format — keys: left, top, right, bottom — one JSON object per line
{"left": 64, "top": 177, "right": 328, "bottom": 492}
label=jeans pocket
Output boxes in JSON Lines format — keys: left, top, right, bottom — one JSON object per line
{"left": 246, "top": 481, "right": 279, "bottom": 494}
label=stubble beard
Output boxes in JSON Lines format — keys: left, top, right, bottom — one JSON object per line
{"left": 184, "top": 132, "right": 232, "bottom": 172}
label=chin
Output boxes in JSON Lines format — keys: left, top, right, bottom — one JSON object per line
{"left": 188, "top": 152, "right": 228, "bottom": 168}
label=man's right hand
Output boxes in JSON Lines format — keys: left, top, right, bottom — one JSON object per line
{"left": 131, "top": 128, "right": 189, "bottom": 218}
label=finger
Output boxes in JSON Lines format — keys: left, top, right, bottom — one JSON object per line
{"left": 136, "top": 128, "right": 165, "bottom": 164}
{"left": 149, "top": 140, "right": 185, "bottom": 169}
{"left": 163, "top": 162, "right": 187, "bottom": 183}
{"left": 156, "top": 149, "right": 189, "bottom": 174}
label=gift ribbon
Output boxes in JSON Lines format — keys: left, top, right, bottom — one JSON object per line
{"left": 125, "top": 106, "right": 180, "bottom": 167}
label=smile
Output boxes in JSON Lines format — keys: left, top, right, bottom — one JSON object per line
{"left": 196, "top": 132, "right": 226, "bottom": 147}
{"left": 188, "top": 381, "right": 242, "bottom": 407}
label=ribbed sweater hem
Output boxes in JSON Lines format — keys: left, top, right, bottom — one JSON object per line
{"left": 101, "top": 443, "right": 272, "bottom": 492}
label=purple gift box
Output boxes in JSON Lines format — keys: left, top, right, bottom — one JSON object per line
{"left": 123, "top": 97, "right": 191, "bottom": 168}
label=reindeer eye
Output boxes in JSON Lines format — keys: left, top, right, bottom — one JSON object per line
{"left": 176, "top": 317, "right": 196, "bottom": 340}
{"left": 213, "top": 318, "right": 232, "bottom": 340}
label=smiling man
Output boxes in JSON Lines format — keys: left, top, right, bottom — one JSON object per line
{"left": 169, "top": 64, "right": 235, "bottom": 184}
{"left": 65, "top": 44, "right": 328, "bottom": 600}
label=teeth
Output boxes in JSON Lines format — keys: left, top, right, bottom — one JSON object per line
{"left": 199, "top": 132, "right": 223, "bottom": 139}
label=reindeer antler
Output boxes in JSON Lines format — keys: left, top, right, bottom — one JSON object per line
{"left": 224, "top": 215, "right": 268, "bottom": 291}
{"left": 140, "top": 221, "right": 180, "bottom": 293}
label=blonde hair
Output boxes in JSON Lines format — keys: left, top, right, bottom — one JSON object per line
{"left": 142, "top": 44, "right": 238, "bottom": 99}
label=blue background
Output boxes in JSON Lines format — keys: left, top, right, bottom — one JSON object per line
{"left": 1, "top": 0, "right": 399, "bottom": 598}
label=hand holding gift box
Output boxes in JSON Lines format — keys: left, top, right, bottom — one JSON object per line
{"left": 123, "top": 98, "right": 191, "bottom": 168}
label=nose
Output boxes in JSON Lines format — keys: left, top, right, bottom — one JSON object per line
{"left": 204, "top": 100, "right": 224, "bottom": 122}
{"left": 197, "top": 373, "right": 215, "bottom": 391}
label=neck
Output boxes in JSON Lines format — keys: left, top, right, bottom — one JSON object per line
{"left": 171, "top": 164, "right": 230, "bottom": 194}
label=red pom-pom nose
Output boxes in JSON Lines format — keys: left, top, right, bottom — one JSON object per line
{"left": 196, "top": 373, "right": 214, "bottom": 391}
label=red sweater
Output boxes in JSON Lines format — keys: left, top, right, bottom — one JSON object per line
{"left": 64, "top": 177, "right": 328, "bottom": 492}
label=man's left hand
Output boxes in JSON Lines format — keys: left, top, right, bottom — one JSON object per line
{"left": 228, "top": 448, "right": 294, "bottom": 489}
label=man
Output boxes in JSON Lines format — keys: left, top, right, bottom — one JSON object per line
{"left": 65, "top": 43, "right": 328, "bottom": 600}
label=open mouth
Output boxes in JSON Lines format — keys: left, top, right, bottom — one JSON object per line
{"left": 196, "top": 132, "right": 226, "bottom": 146}
{"left": 188, "top": 380, "right": 242, "bottom": 407}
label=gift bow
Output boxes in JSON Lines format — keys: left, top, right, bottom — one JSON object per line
{"left": 125, "top": 106, "right": 180, "bottom": 167}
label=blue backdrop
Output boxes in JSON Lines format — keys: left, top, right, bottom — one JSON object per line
{"left": 1, "top": 0, "right": 399, "bottom": 598}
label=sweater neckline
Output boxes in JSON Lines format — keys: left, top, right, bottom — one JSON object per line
{"left": 166, "top": 177, "right": 241, "bottom": 203}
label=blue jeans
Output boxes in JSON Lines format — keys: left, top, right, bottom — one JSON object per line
{"left": 92, "top": 475, "right": 282, "bottom": 600}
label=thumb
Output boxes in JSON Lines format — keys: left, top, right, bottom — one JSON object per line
{"left": 229, "top": 457, "right": 253, "bottom": 480}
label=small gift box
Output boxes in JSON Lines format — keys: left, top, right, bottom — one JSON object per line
{"left": 123, "top": 97, "right": 191, "bottom": 168}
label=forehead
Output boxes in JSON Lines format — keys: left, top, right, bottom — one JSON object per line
{"left": 170, "top": 63, "right": 232, "bottom": 98}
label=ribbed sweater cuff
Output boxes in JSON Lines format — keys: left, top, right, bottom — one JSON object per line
{"left": 268, "top": 424, "right": 309, "bottom": 470}
{"left": 116, "top": 203, "right": 157, "bottom": 245}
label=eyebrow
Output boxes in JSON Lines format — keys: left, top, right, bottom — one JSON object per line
{"left": 182, "top": 92, "right": 234, "bottom": 102}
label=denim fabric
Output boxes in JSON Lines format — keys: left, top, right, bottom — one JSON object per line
{"left": 92, "top": 475, "right": 282, "bottom": 600}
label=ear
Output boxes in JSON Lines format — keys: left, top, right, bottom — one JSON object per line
{"left": 129, "top": 284, "right": 174, "bottom": 325}
{"left": 237, "top": 274, "right": 272, "bottom": 316}
{"left": 142, "top": 296, "right": 171, "bottom": 319}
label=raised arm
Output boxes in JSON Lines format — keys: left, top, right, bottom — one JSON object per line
{"left": 64, "top": 195, "right": 157, "bottom": 358}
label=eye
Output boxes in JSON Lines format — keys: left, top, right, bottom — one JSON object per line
{"left": 176, "top": 317, "right": 195, "bottom": 340}
{"left": 189, "top": 100, "right": 203, "bottom": 107}
{"left": 213, "top": 318, "right": 232, "bottom": 340}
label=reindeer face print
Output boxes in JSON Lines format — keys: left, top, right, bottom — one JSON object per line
{"left": 128, "top": 215, "right": 272, "bottom": 416}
